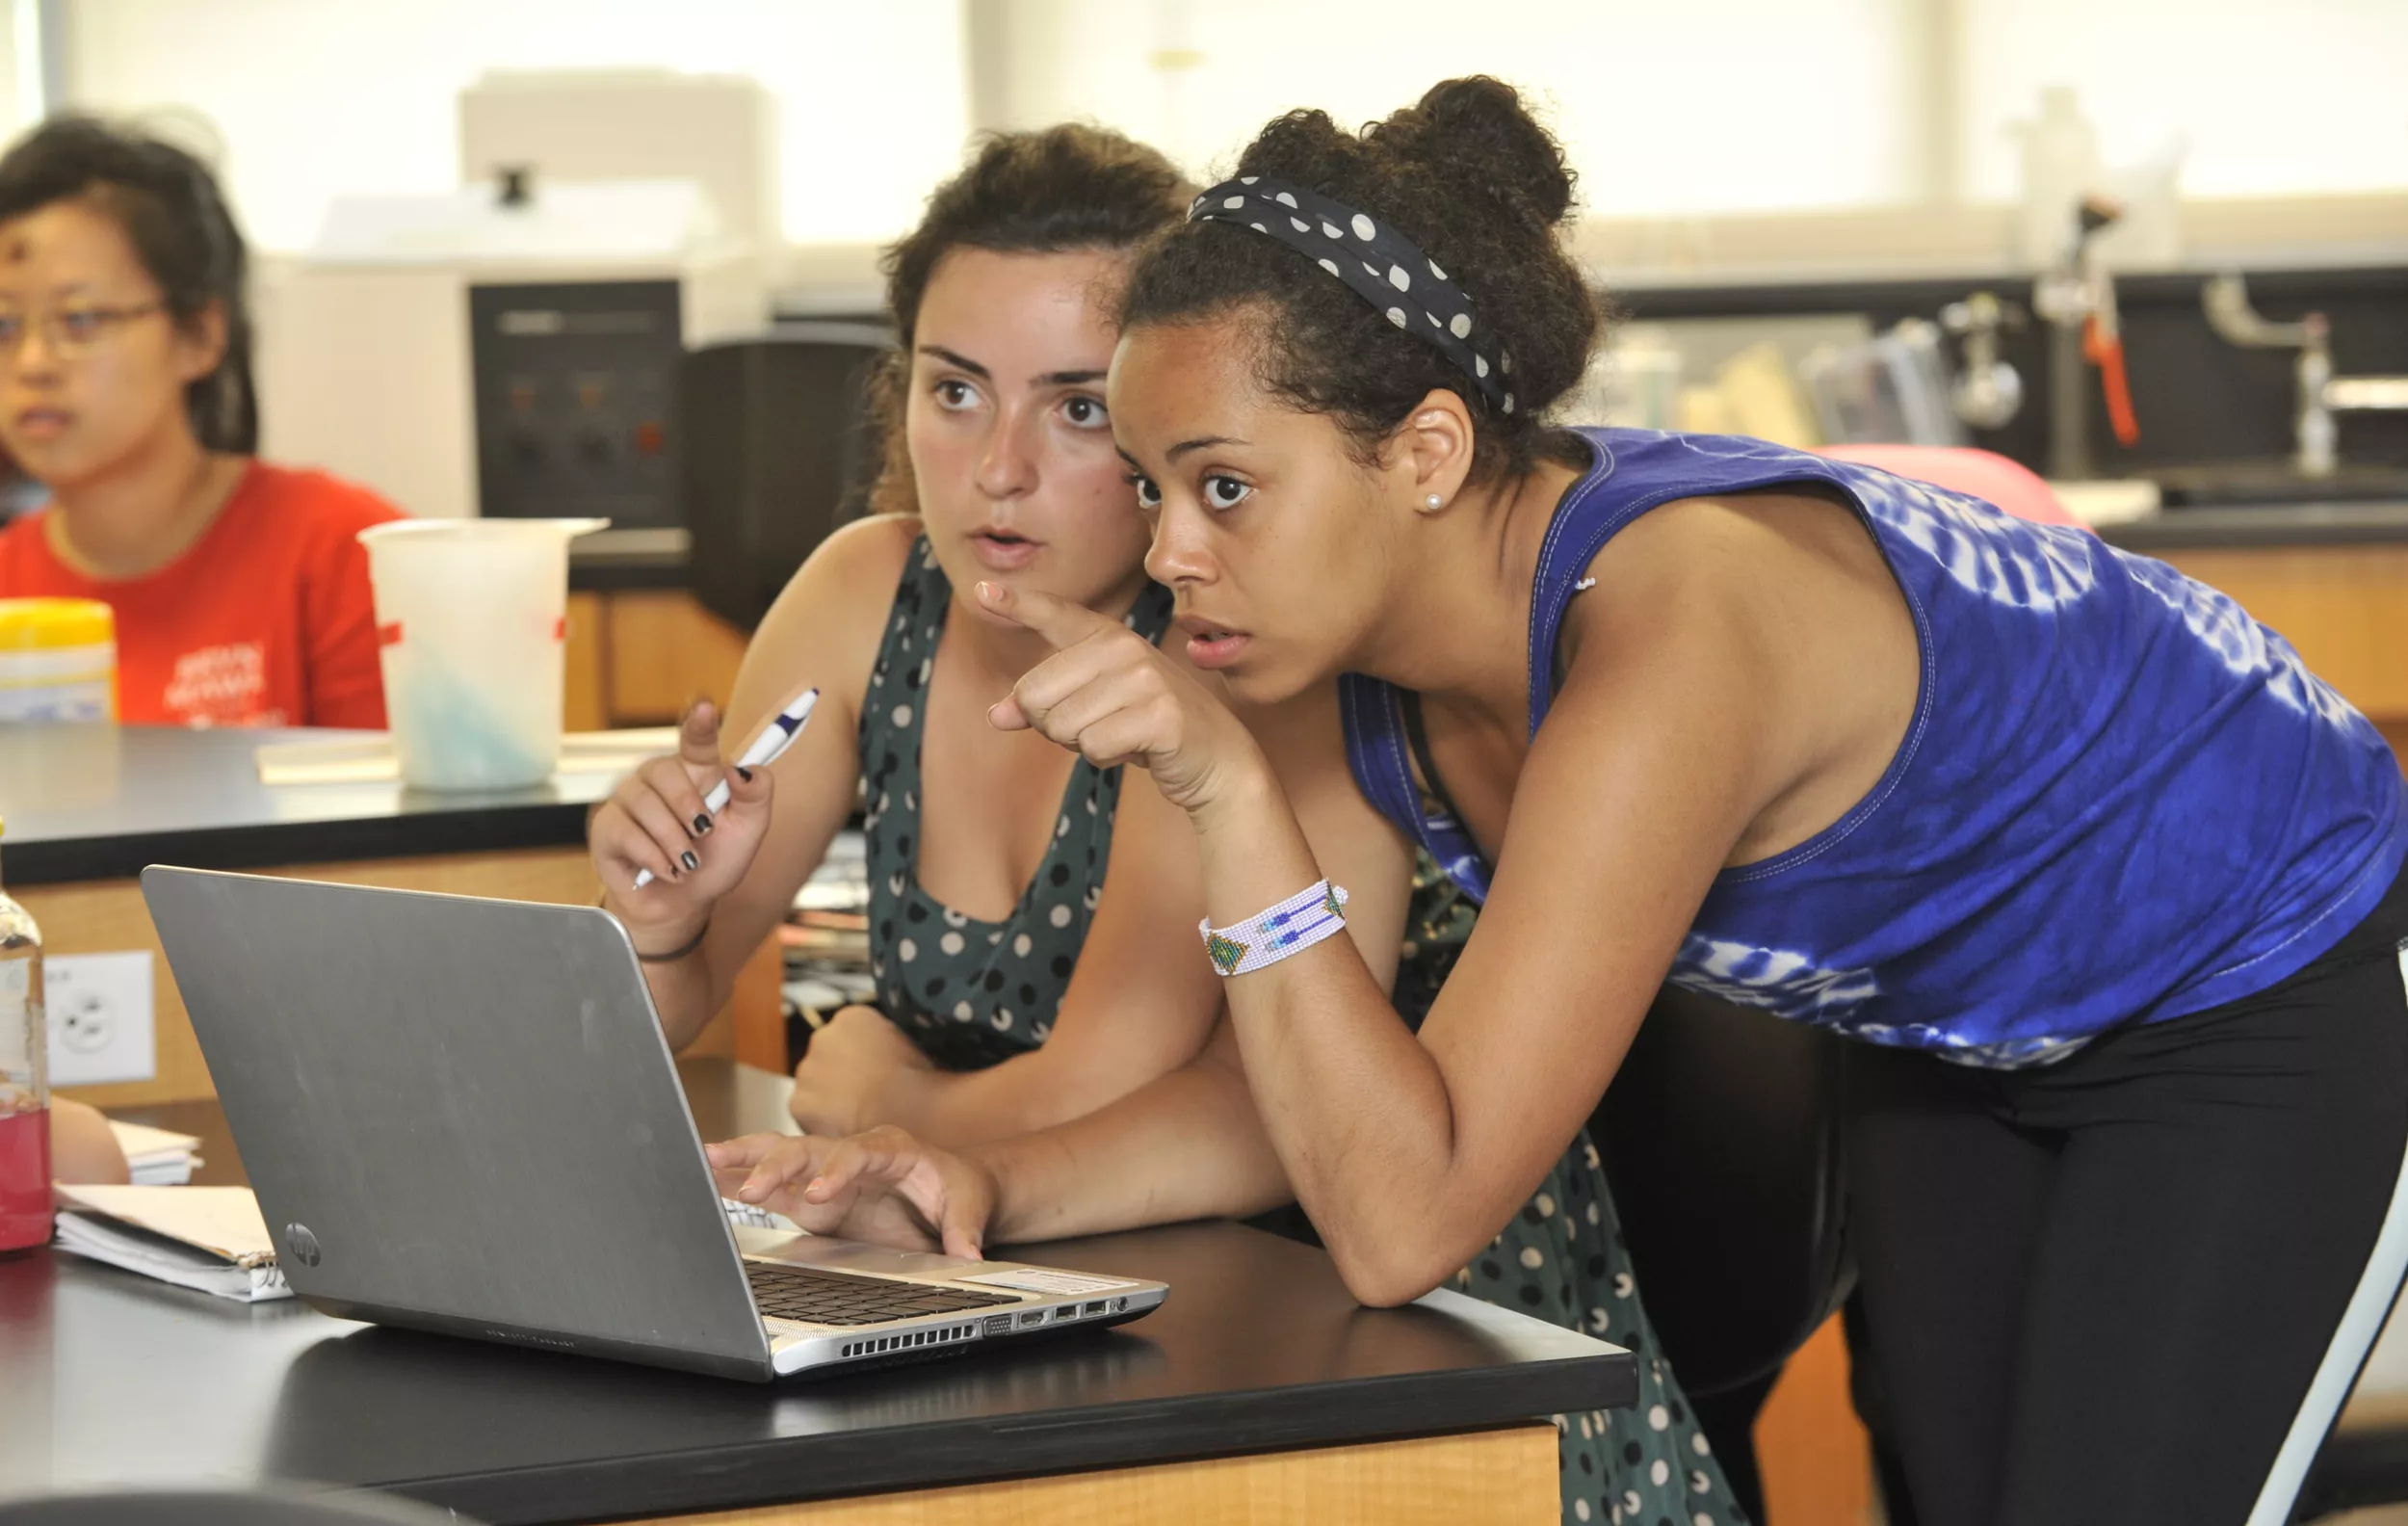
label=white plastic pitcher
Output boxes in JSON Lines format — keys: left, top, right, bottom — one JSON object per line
{"left": 357, "top": 517, "right": 606, "bottom": 791}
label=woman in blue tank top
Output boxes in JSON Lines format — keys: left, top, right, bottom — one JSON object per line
{"left": 711, "top": 80, "right": 2408, "bottom": 1526}
{"left": 935, "top": 81, "right": 2408, "bottom": 1526}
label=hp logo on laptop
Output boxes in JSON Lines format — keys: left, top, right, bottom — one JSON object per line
{"left": 285, "top": 1223, "right": 322, "bottom": 1268}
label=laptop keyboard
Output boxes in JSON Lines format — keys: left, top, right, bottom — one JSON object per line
{"left": 745, "top": 1260, "right": 1022, "bottom": 1328}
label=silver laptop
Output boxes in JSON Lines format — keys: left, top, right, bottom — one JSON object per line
{"left": 141, "top": 866, "right": 1166, "bottom": 1381}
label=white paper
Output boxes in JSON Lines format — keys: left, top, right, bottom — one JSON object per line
{"left": 53, "top": 1185, "right": 276, "bottom": 1263}
{"left": 106, "top": 1120, "right": 200, "bottom": 1186}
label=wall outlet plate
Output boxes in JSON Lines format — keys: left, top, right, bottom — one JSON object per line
{"left": 46, "top": 951, "right": 156, "bottom": 1088}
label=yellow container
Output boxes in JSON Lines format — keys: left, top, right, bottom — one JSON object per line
{"left": 0, "top": 598, "right": 118, "bottom": 723}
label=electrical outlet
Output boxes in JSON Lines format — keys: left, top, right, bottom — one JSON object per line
{"left": 45, "top": 952, "right": 155, "bottom": 1088}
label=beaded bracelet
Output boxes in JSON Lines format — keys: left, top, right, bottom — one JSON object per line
{"left": 1199, "top": 881, "right": 1350, "bottom": 977}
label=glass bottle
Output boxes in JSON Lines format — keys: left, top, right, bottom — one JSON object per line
{"left": 0, "top": 814, "right": 50, "bottom": 1254}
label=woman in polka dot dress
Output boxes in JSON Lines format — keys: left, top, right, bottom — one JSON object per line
{"left": 848, "top": 533, "right": 1175, "bottom": 1076}
{"left": 591, "top": 124, "right": 1343, "bottom": 1141}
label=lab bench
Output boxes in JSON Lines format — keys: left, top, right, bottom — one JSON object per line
{"left": 0, "top": 724, "right": 786, "bottom": 1109}
{"left": 0, "top": 1057, "right": 1633, "bottom": 1526}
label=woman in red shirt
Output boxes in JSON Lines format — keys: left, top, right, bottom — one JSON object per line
{"left": 0, "top": 117, "right": 399, "bottom": 728}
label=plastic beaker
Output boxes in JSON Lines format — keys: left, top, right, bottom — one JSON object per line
{"left": 358, "top": 517, "right": 606, "bottom": 791}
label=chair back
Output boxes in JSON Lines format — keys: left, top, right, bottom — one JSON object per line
{"left": 1593, "top": 986, "right": 1854, "bottom": 1397}
{"left": 1817, "top": 442, "right": 2086, "bottom": 530}
{"left": 680, "top": 324, "right": 892, "bottom": 631}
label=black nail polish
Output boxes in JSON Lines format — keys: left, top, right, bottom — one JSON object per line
{"left": 681, "top": 850, "right": 700, "bottom": 872}
{"left": 736, "top": 765, "right": 753, "bottom": 782}
{"left": 693, "top": 813, "right": 713, "bottom": 834}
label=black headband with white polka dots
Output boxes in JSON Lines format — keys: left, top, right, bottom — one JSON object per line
{"left": 1190, "top": 175, "right": 1516, "bottom": 415}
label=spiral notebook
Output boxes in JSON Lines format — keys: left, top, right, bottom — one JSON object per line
{"left": 52, "top": 1184, "right": 290, "bottom": 1302}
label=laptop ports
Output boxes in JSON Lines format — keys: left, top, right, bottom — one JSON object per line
{"left": 1084, "top": 1301, "right": 1109, "bottom": 1316}
{"left": 1017, "top": 1309, "right": 1045, "bottom": 1328}
{"left": 1051, "top": 1304, "right": 1076, "bottom": 1323}
{"left": 982, "top": 1314, "right": 1013, "bottom": 1338}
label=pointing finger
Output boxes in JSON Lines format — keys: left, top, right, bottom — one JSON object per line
{"left": 975, "top": 579, "right": 1119, "bottom": 651}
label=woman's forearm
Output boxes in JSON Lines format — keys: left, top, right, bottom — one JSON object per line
{"left": 49, "top": 1097, "right": 129, "bottom": 1185}
{"left": 971, "top": 1033, "right": 1291, "bottom": 1244}
{"left": 876, "top": 1051, "right": 1116, "bottom": 1151}
{"left": 621, "top": 905, "right": 732, "bottom": 1044}
{"left": 971, "top": 585, "right": 1515, "bottom": 1300}
{"left": 876, "top": 995, "right": 1214, "bottom": 1149}
{"left": 629, "top": 920, "right": 719, "bottom": 1050}
{"left": 1193, "top": 770, "right": 1482, "bottom": 1304}
{"left": 616, "top": 899, "right": 777, "bottom": 1053}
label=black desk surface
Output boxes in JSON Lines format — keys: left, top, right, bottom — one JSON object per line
{"left": 0, "top": 725, "right": 611, "bottom": 887}
{"left": 3, "top": 1061, "right": 1635, "bottom": 1523}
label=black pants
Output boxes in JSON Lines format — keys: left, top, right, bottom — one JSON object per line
{"left": 1846, "top": 865, "right": 2408, "bottom": 1526}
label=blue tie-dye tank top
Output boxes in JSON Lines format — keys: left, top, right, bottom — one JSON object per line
{"left": 1342, "top": 428, "right": 2408, "bottom": 1068}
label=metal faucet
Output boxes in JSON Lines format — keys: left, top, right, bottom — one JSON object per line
{"left": 1940, "top": 291, "right": 2024, "bottom": 431}
{"left": 2202, "top": 273, "right": 2408, "bottom": 478}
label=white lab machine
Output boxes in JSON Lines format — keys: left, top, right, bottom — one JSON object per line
{"left": 253, "top": 71, "right": 775, "bottom": 529}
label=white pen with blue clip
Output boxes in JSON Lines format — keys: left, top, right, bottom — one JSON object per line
{"left": 631, "top": 688, "right": 820, "bottom": 889}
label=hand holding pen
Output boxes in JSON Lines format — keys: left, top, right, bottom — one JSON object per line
{"left": 629, "top": 689, "right": 818, "bottom": 889}
{"left": 589, "top": 689, "right": 818, "bottom": 914}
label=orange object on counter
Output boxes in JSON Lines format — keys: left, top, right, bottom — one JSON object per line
{"left": 2084, "top": 314, "right": 2141, "bottom": 448}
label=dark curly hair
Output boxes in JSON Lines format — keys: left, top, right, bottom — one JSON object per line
{"left": 868, "top": 124, "right": 1193, "bottom": 518}
{"left": 0, "top": 115, "right": 257, "bottom": 454}
{"left": 1121, "top": 77, "right": 1601, "bottom": 483}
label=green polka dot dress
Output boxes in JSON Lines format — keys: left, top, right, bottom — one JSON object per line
{"left": 858, "top": 538, "right": 1175, "bottom": 1069}
{"left": 1399, "top": 864, "right": 1750, "bottom": 1526}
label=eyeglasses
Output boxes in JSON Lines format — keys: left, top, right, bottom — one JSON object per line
{"left": 0, "top": 301, "right": 168, "bottom": 359}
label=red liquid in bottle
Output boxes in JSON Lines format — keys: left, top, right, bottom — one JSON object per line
{"left": 0, "top": 1107, "right": 50, "bottom": 1252}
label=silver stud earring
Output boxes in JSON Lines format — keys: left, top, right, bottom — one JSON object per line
{"left": 1424, "top": 493, "right": 1444, "bottom": 511}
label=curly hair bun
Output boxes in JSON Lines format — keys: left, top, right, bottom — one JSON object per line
{"left": 1374, "top": 76, "right": 1577, "bottom": 227}
{"left": 1126, "top": 77, "right": 1600, "bottom": 481}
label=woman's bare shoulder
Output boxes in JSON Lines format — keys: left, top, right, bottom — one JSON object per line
{"left": 732, "top": 514, "right": 925, "bottom": 727}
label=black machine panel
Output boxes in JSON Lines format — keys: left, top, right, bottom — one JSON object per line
{"left": 679, "top": 324, "right": 891, "bottom": 631}
{"left": 469, "top": 279, "right": 683, "bottom": 528}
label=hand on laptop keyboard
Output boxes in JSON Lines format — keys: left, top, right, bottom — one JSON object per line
{"left": 705, "top": 1129, "right": 996, "bottom": 1263}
